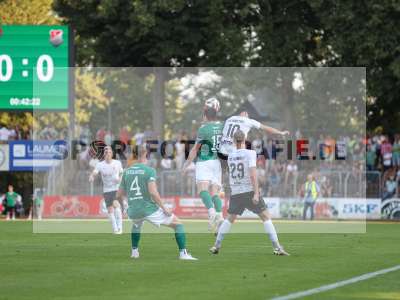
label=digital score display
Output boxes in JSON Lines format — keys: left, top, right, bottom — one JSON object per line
{"left": 0, "top": 25, "right": 72, "bottom": 110}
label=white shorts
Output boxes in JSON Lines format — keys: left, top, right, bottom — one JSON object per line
{"left": 195, "top": 159, "right": 222, "bottom": 187}
{"left": 131, "top": 208, "right": 174, "bottom": 228}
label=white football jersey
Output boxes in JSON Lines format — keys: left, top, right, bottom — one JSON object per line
{"left": 219, "top": 116, "right": 261, "bottom": 155}
{"left": 228, "top": 148, "right": 257, "bottom": 195}
{"left": 94, "top": 159, "right": 123, "bottom": 193}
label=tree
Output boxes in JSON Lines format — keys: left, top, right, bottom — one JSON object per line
{"left": 309, "top": 0, "right": 400, "bottom": 132}
{"left": 0, "top": 0, "right": 59, "bottom": 24}
{"left": 53, "top": 0, "right": 258, "bottom": 137}
{"left": 250, "top": 1, "right": 326, "bottom": 132}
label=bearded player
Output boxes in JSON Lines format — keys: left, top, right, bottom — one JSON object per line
{"left": 89, "top": 146, "right": 124, "bottom": 234}
{"left": 117, "top": 144, "right": 197, "bottom": 260}
{"left": 210, "top": 130, "right": 289, "bottom": 256}
{"left": 182, "top": 98, "right": 224, "bottom": 232}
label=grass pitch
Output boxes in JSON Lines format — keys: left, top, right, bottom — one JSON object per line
{"left": 0, "top": 221, "right": 399, "bottom": 300}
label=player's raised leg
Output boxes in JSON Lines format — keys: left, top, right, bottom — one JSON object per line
{"left": 182, "top": 99, "right": 223, "bottom": 232}
{"left": 197, "top": 180, "right": 216, "bottom": 230}
{"left": 210, "top": 183, "right": 223, "bottom": 232}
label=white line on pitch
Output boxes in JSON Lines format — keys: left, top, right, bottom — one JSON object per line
{"left": 271, "top": 264, "right": 400, "bottom": 300}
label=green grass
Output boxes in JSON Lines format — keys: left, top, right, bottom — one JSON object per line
{"left": 0, "top": 221, "right": 399, "bottom": 300}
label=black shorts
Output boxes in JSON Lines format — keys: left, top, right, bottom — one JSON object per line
{"left": 228, "top": 191, "right": 266, "bottom": 215}
{"left": 217, "top": 152, "right": 231, "bottom": 195}
{"left": 103, "top": 191, "right": 117, "bottom": 207}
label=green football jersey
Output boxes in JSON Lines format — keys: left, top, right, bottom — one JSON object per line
{"left": 6, "top": 192, "right": 19, "bottom": 207}
{"left": 119, "top": 163, "right": 159, "bottom": 219}
{"left": 196, "top": 121, "right": 223, "bottom": 161}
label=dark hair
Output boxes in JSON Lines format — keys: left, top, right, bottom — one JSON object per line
{"left": 204, "top": 107, "right": 217, "bottom": 120}
{"left": 131, "top": 144, "right": 148, "bottom": 161}
{"left": 233, "top": 129, "right": 245, "bottom": 143}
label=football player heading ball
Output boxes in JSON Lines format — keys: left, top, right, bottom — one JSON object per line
{"left": 183, "top": 98, "right": 224, "bottom": 232}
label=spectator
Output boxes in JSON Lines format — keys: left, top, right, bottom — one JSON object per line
{"left": 79, "top": 124, "right": 92, "bottom": 145}
{"left": 0, "top": 124, "right": 11, "bottom": 141}
{"left": 5, "top": 185, "right": 21, "bottom": 220}
{"left": 175, "top": 132, "right": 187, "bottom": 170}
{"left": 256, "top": 160, "right": 268, "bottom": 196}
{"left": 7, "top": 125, "right": 16, "bottom": 140}
{"left": 119, "top": 126, "right": 131, "bottom": 145}
{"left": 96, "top": 126, "right": 106, "bottom": 142}
{"left": 133, "top": 130, "right": 145, "bottom": 146}
{"left": 28, "top": 188, "right": 44, "bottom": 220}
{"left": 39, "top": 125, "right": 58, "bottom": 140}
{"left": 104, "top": 130, "right": 114, "bottom": 146}
{"left": 382, "top": 173, "right": 397, "bottom": 201}
{"left": 380, "top": 136, "right": 392, "bottom": 171}
{"left": 267, "top": 164, "right": 281, "bottom": 196}
{"left": 285, "top": 160, "right": 298, "bottom": 186}
{"left": 14, "top": 125, "right": 24, "bottom": 140}
{"left": 251, "top": 132, "right": 264, "bottom": 155}
{"left": 15, "top": 195, "right": 24, "bottom": 217}
{"left": 392, "top": 134, "right": 400, "bottom": 168}
{"left": 366, "top": 144, "right": 377, "bottom": 171}
{"left": 160, "top": 157, "right": 173, "bottom": 170}
{"left": 320, "top": 175, "right": 333, "bottom": 197}
{"left": 301, "top": 174, "right": 320, "bottom": 220}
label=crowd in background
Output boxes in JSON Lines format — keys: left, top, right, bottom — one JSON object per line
{"left": 0, "top": 123, "right": 32, "bottom": 141}
{"left": 0, "top": 123, "right": 69, "bottom": 141}
{"left": 72, "top": 124, "right": 399, "bottom": 200}
{"left": 2, "top": 121, "right": 400, "bottom": 201}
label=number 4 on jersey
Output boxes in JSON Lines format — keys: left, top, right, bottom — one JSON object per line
{"left": 130, "top": 176, "right": 142, "bottom": 196}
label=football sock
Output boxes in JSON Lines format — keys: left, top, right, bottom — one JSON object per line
{"left": 263, "top": 220, "right": 281, "bottom": 249}
{"left": 215, "top": 219, "right": 232, "bottom": 248}
{"left": 212, "top": 195, "right": 222, "bottom": 213}
{"left": 208, "top": 207, "right": 216, "bottom": 219}
{"left": 108, "top": 212, "right": 117, "bottom": 232}
{"left": 174, "top": 224, "right": 186, "bottom": 250}
{"left": 114, "top": 207, "right": 123, "bottom": 231}
{"left": 199, "top": 190, "right": 214, "bottom": 209}
{"left": 131, "top": 223, "right": 142, "bottom": 249}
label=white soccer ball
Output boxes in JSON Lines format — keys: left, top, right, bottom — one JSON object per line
{"left": 204, "top": 97, "right": 220, "bottom": 112}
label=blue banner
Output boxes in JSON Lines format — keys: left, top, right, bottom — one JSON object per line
{"left": 9, "top": 140, "right": 67, "bottom": 171}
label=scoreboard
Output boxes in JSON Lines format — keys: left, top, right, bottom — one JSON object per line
{"left": 0, "top": 25, "right": 72, "bottom": 110}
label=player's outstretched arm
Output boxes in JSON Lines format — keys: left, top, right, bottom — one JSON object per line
{"left": 182, "top": 143, "right": 201, "bottom": 173}
{"left": 148, "top": 182, "right": 171, "bottom": 216}
{"left": 260, "top": 124, "right": 290, "bottom": 137}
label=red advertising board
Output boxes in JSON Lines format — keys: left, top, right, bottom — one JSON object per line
{"left": 43, "top": 195, "right": 105, "bottom": 218}
{"left": 43, "top": 195, "right": 227, "bottom": 218}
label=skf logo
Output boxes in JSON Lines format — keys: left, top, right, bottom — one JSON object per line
{"left": 343, "top": 204, "right": 378, "bottom": 214}
{"left": 49, "top": 29, "right": 63, "bottom": 47}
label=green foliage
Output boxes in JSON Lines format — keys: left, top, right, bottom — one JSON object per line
{"left": 0, "top": 0, "right": 60, "bottom": 24}
{"left": 308, "top": 1, "right": 400, "bottom": 132}
{"left": 53, "top": 0, "right": 255, "bottom": 67}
